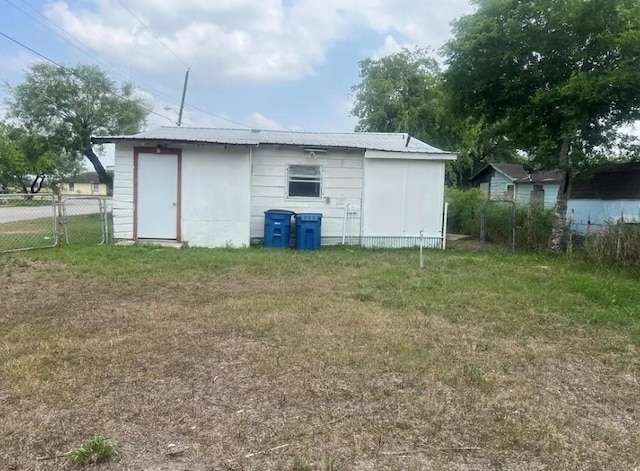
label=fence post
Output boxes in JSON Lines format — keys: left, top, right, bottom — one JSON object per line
{"left": 442, "top": 202, "right": 449, "bottom": 251}
{"left": 419, "top": 229, "right": 424, "bottom": 269}
{"left": 56, "top": 193, "right": 65, "bottom": 247}
{"left": 527, "top": 205, "right": 532, "bottom": 248}
{"left": 480, "top": 200, "right": 487, "bottom": 251}
{"left": 616, "top": 218, "right": 623, "bottom": 261}
{"left": 510, "top": 201, "right": 516, "bottom": 252}
{"left": 567, "top": 209, "right": 574, "bottom": 254}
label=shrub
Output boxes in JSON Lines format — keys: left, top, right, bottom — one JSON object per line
{"left": 446, "top": 187, "right": 485, "bottom": 235}
{"left": 446, "top": 187, "right": 554, "bottom": 251}
{"left": 482, "top": 204, "right": 553, "bottom": 251}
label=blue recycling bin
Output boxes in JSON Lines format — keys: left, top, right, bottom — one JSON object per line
{"left": 294, "top": 213, "right": 322, "bottom": 250}
{"left": 263, "top": 210, "right": 295, "bottom": 248}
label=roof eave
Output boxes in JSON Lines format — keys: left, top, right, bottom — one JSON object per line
{"left": 92, "top": 135, "right": 456, "bottom": 156}
{"left": 492, "top": 167, "right": 517, "bottom": 181}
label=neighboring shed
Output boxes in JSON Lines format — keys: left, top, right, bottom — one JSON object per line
{"left": 60, "top": 172, "right": 108, "bottom": 196}
{"left": 568, "top": 162, "right": 640, "bottom": 233}
{"left": 93, "top": 127, "right": 456, "bottom": 249}
{"left": 471, "top": 163, "right": 563, "bottom": 209}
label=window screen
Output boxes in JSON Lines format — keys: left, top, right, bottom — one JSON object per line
{"left": 287, "top": 164, "right": 322, "bottom": 198}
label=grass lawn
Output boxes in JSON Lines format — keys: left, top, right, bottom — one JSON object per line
{"left": 1, "top": 245, "right": 639, "bottom": 470}
{"left": 0, "top": 214, "right": 106, "bottom": 251}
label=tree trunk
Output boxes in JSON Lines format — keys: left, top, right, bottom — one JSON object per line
{"left": 30, "top": 175, "right": 45, "bottom": 194}
{"left": 83, "top": 136, "right": 113, "bottom": 190}
{"left": 548, "top": 138, "right": 571, "bottom": 254}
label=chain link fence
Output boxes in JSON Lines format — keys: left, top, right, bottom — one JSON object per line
{"left": 61, "top": 197, "right": 111, "bottom": 246}
{"left": 0, "top": 194, "right": 112, "bottom": 253}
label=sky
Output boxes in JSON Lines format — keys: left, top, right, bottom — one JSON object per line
{"left": 0, "top": 0, "right": 476, "bottom": 138}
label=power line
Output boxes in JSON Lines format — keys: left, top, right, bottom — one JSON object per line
{"left": 15, "top": 0, "right": 186, "bottom": 106}
{"left": 0, "top": 9, "right": 180, "bottom": 125}
{"left": 0, "top": 30, "right": 66, "bottom": 68}
{"left": 111, "top": 0, "right": 250, "bottom": 128}
{"left": 0, "top": 29, "right": 176, "bottom": 124}
{"left": 1, "top": 8, "right": 249, "bottom": 130}
{"left": 19, "top": 0, "right": 249, "bottom": 129}
{"left": 115, "top": 0, "right": 190, "bottom": 69}
{"left": 184, "top": 103, "right": 250, "bottom": 129}
{"left": 7, "top": 0, "right": 128, "bottom": 78}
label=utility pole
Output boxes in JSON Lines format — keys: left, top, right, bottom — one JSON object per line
{"left": 177, "top": 68, "right": 190, "bottom": 126}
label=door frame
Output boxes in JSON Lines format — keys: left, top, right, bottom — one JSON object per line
{"left": 133, "top": 146, "right": 182, "bottom": 240}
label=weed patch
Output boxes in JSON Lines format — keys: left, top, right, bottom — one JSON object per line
{"left": 66, "top": 436, "right": 116, "bottom": 466}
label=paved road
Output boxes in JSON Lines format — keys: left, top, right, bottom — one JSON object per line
{"left": 0, "top": 198, "right": 112, "bottom": 224}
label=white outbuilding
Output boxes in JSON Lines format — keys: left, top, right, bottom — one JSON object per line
{"left": 94, "top": 127, "right": 456, "bottom": 248}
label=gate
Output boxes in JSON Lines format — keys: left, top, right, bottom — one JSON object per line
{"left": 480, "top": 199, "right": 516, "bottom": 251}
{"left": 61, "top": 197, "right": 111, "bottom": 245}
{"left": 0, "top": 194, "right": 111, "bottom": 253}
{"left": 0, "top": 194, "right": 58, "bottom": 253}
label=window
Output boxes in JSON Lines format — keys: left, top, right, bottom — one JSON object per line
{"left": 287, "top": 164, "right": 322, "bottom": 198}
{"left": 68, "top": 183, "right": 75, "bottom": 191}
{"left": 505, "top": 184, "right": 515, "bottom": 200}
{"left": 530, "top": 184, "right": 544, "bottom": 208}
{"left": 92, "top": 183, "right": 100, "bottom": 193}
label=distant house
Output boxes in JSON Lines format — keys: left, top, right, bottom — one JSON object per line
{"left": 60, "top": 172, "right": 108, "bottom": 196}
{"left": 568, "top": 162, "right": 640, "bottom": 233}
{"left": 471, "top": 163, "right": 563, "bottom": 210}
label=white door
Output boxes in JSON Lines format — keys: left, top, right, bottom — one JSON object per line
{"left": 137, "top": 153, "right": 178, "bottom": 239}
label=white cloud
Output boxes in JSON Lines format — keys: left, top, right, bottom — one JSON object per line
{"left": 141, "top": 98, "right": 293, "bottom": 131}
{"left": 248, "top": 112, "right": 284, "bottom": 130}
{"left": 373, "top": 35, "right": 412, "bottom": 59}
{"left": 142, "top": 100, "right": 240, "bottom": 129}
{"left": 0, "top": 50, "right": 42, "bottom": 74}
{"left": 44, "top": 0, "right": 474, "bottom": 83}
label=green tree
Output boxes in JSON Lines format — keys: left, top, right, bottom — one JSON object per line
{"left": 9, "top": 63, "right": 148, "bottom": 189}
{"left": 0, "top": 124, "right": 80, "bottom": 193}
{"left": 350, "top": 48, "right": 519, "bottom": 186}
{"left": 351, "top": 49, "right": 453, "bottom": 147}
{"left": 0, "top": 126, "right": 24, "bottom": 193}
{"left": 444, "top": 0, "right": 640, "bottom": 252}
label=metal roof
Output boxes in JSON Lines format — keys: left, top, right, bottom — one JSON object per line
{"left": 93, "top": 127, "right": 455, "bottom": 155}
{"left": 472, "top": 163, "right": 563, "bottom": 184}
{"left": 64, "top": 172, "right": 102, "bottom": 183}
{"left": 491, "top": 163, "right": 530, "bottom": 181}
{"left": 571, "top": 162, "right": 640, "bottom": 200}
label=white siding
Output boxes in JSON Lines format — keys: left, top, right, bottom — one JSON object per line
{"left": 113, "top": 143, "right": 250, "bottom": 247}
{"left": 181, "top": 147, "right": 251, "bottom": 247}
{"left": 362, "top": 158, "right": 446, "bottom": 247}
{"left": 514, "top": 183, "right": 531, "bottom": 206}
{"left": 114, "top": 141, "right": 451, "bottom": 249}
{"left": 489, "top": 172, "right": 514, "bottom": 201}
{"left": 514, "top": 182, "right": 559, "bottom": 210}
{"left": 543, "top": 184, "right": 560, "bottom": 209}
{"left": 112, "top": 143, "right": 134, "bottom": 240}
{"left": 250, "top": 146, "right": 364, "bottom": 244}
